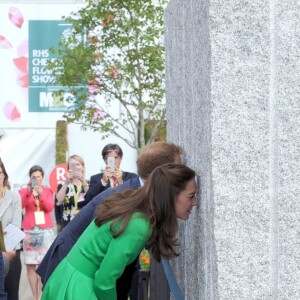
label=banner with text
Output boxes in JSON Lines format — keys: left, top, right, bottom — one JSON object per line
{"left": 29, "top": 20, "right": 75, "bottom": 112}
{"left": 0, "top": 4, "right": 83, "bottom": 127}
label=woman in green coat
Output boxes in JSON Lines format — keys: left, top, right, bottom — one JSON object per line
{"left": 41, "top": 163, "right": 198, "bottom": 300}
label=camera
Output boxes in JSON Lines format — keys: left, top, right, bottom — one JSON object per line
{"left": 31, "top": 178, "right": 37, "bottom": 188}
{"left": 69, "top": 162, "right": 77, "bottom": 172}
{"left": 107, "top": 157, "right": 115, "bottom": 171}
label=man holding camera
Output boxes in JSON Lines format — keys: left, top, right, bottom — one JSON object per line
{"left": 83, "top": 144, "right": 138, "bottom": 204}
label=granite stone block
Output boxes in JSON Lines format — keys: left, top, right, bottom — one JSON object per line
{"left": 165, "top": 0, "right": 300, "bottom": 299}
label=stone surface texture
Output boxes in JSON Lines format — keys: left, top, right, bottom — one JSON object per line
{"left": 165, "top": 0, "right": 300, "bottom": 299}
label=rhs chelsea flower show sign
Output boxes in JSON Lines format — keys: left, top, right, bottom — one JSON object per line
{"left": 28, "top": 20, "right": 76, "bottom": 112}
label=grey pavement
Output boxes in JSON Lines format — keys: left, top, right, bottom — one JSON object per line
{"left": 19, "top": 251, "right": 33, "bottom": 300}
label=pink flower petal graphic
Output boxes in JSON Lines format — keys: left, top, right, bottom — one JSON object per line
{"left": 13, "top": 56, "right": 28, "bottom": 73}
{"left": 17, "top": 40, "right": 28, "bottom": 56}
{"left": 8, "top": 7, "right": 24, "bottom": 28}
{"left": 16, "top": 73, "right": 28, "bottom": 88}
{"left": 0, "top": 35, "right": 13, "bottom": 49}
{"left": 3, "top": 101, "right": 21, "bottom": 121}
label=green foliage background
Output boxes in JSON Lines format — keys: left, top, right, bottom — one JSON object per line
{"left": 55, "top": 120, "right": 68, "bottom": 165}
{"left": 47, "top": 0, "right": 168, "bottom": 152}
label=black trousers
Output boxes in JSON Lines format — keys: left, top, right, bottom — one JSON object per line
{"left": 116, "top": 258, "right": 139, "bottom": 300}
{"left": 4, "top": 250, "right": 22, "bottom": 300}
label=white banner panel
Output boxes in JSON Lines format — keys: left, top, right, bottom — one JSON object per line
{"left": 0, "top": 128, "right": 55, "bottom": 187}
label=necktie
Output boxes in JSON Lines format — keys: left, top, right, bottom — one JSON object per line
{"left": 161, "top": 258, "right": 184, "bottom": 300}
{"left": 110, "top": 176, "right": 118, "bottom": 187}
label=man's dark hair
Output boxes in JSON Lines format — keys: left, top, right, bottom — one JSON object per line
{"left": 101, "top": 144, "right": 123, "bottom": 160}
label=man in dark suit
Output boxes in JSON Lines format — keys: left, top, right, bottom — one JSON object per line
{"left": 37, "top": 141, "right": 183, "bottom": 299}
{"left": 84, "top": 143, "right": 138, "bottom": 204}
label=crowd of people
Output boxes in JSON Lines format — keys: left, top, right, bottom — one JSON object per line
{"left": 0, "top": 141, "right": 198, "bottom": 300}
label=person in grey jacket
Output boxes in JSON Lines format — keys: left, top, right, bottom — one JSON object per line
{"left": 0, "top": 159, "right": 22, "bottom": 300}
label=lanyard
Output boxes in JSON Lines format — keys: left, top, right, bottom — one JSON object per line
{"left": 32, "top": 189, "right": 40, "bottom": 211}
{"left": 35, "top": 197, "right": 40, "bottom": 211}
{"left": 71, "top": 183, "right": 82, "bottom": 210}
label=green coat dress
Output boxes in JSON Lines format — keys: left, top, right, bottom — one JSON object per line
{"left": 41, "top": 212, "right": 152, "bottom": 300}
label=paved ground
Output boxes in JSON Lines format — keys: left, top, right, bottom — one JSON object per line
{"left": 19, "top": 251, "right": 33, "bottom": 300}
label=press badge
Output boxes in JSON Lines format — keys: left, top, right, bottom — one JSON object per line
{"left": 34, "top": 211, "right": 46, "bottom": 225}
{"left": 77, "top": 193, "right": 85, "bottom": 202}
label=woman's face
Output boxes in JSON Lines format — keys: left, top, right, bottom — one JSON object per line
{"left": 0, "top": 167, "right": 5, "bottom": 186}
{"left": 175, "top": 178, "right": 197, "bottom": 220}
{"left": 30, "top": 171, "right": 43, "bottom": 186}
{"left": 69, "top": 159, "right": 84, "bottom": 173}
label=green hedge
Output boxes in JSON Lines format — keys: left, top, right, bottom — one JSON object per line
{"left": 56, "top": 120, "right": 68, "bottom": 165}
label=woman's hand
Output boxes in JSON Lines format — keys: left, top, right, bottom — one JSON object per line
{"left": 3, "top": 251, "right": 16, "bottom": 262}
{"left": 27, "top": 181, "right": 32, "bottom": 192}
{"left": 34, "top": 186, "right": 43, "bottom": 196}
{"left": 74, "top": 171, "right": 84, "bottom": 182}
{"left": 66, "top": 170, "right": 75, "bottom": 181}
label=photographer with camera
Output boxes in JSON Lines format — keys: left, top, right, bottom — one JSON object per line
{"left": 83, "top": 144, "right": 138, "bottom": 204}
{"left": 19, "top": 165, "right": 55, "bottom": 300}
{"left": 55, "top": 155, "right": 89, "bottom": 231}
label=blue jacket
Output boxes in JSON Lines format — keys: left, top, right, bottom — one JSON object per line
{"left": 84, "top": 171, "right": 138, "bottom": 204}
{"left": 36, "top": 177, "right": 141, "bottom": 286}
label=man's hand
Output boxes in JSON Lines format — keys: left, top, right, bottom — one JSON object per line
{"left": 102, "top": 166, "right": 113, "bottom": 184}
{"left": 113, "top": 167, "right": 123, "bottom": 184}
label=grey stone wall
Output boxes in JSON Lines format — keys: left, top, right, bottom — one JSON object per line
{"left": 165, "top": 1, "right": 300, "bottom": 299}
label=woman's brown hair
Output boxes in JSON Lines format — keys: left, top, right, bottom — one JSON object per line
{"left": 0, "top": 158, "right": 11, "bottom": 189}
{"left": 29, "top": 165, "right": 44, "bottom": 177}
{"left": 95, "top": 163, "right": 196, "bottom": 261}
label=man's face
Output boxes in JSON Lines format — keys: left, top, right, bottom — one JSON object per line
{"left": 104, "top": 151, "right": 122, "bottom": 169}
